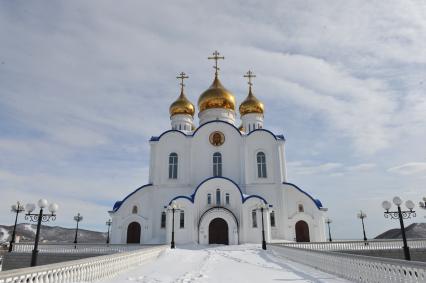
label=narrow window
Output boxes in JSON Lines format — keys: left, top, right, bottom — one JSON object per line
{"left": 207, "top": 193, "right": 212, "bottom": 205}
{"left": 248, "top": 124, "right": 251, "bottom": 132}
{"left": 132, "top": 206, "right": 138, "bottom": 214}
{"left": 216, "top": 189, "right": 221, "bottom": 205}
{"left": 179, "top": 125, "right": 181, "bottom": 130}
{"left": 213, "top": 152, "right": 222, "bottom": 177}
{"left": 179, "top": 210, "right": 185, "bottom": 228}
{"left": 257, "top": 152, "right": 267, "bottom": 178}
{"left": 253, "top": 123, "right": 255, "bottom": 130}
{"left": 168, "top": 153, "right": 178, "bottom": 179}
{"left": 252, "top": 210, "right": 258, "bottom": 228}
{"left": 298, "top": 204, "right": 304, "bottom": 213}
{"left": 161, "top": 212, "right": 166, "bottom": 228}
{"left": 270, "top": 211, "right": 276, "bottom": 227}
{"left": 225, "top": 193, "right": 230, "bottom": 205}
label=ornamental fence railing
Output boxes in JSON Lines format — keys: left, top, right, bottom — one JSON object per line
{"left": 270, "top": 244, "right": 426, "bottom": 282}
{"left": 0, "top": 245, "right": 167, "bottom": 283}
{"left": 11, "top": 243, "right": 155, "bottom": 254}
{"left": 274, "top": 238, "right": 426, "bottom": 251}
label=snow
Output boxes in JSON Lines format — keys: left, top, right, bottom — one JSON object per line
{"left": 23, "top": 224, "right": 36, "bottom": 235}
{"left": 0, "top": 228, "right": 9, "bottom": 243}
{"left": 100, "top": 244, "right": 351, "bottom": 283}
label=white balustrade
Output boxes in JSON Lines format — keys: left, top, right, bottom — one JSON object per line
{"left": 11, "top": 243, "right": 154, "bottom": 254}
{"left": 270, "top": 244, "right": 426, "bottom": 282}
{"left": 275, "top": 238, "right": 426, "bottom": 252}
{"left": 0, "top": 245, "right": 167, "bottom": 283}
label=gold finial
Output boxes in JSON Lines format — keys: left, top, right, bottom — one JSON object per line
{"left": 176, "top": 72, "right": 189, "bottom": 93}
{"left": 244, "top": 70, "right": 256, "bottom": 88}
{"left": 208, "top": 50, "right": 225, "bottom": 77}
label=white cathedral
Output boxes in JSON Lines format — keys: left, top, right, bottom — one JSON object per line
{"left": 109, "top": 52, "right": 327, "bottom": 245}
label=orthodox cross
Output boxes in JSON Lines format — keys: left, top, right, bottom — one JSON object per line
{"left": 244, "top": 70, "right": 256, "bottom": 87}
{"left": 208, "top": 50, "right": 225, "bottom": 77}
{"left": 176, "top": 72, "right": 189, "bottom": 92}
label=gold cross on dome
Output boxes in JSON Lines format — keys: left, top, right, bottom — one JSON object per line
{"left": 208, "top": 50, "right": 225, "bottom": 77}
{"left": 244, "top": 70, "right": 256, "bottom": 86}
{"left": 176, "top": 72, "right": 189, "bottom": 92}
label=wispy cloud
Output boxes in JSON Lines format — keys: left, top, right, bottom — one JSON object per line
{"left": 388, "top": 162, "right": 426, "bottom": 175}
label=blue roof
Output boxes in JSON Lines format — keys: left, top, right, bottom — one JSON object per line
{"left": 168, "top": 176, "right": 268, "bottom": 205}
{"left": 150, "top": 120, "right": 285, "bottom": 142}
{"left": 282, "top": 182, "right": 323, "bottom": 209}
{"left": 112, "top": 183, "right": 153, "bottom": 212}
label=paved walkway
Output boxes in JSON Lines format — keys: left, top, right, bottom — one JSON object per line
{"left": 101, "top": 244, "right": 351, "bottom": 283}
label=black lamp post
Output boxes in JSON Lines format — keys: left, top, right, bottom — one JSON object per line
{"left": 357, "top": 210, "right": 368, "bottom": 242}
{"left": 24, "top": 199, "right": 58, "bottom": 267}
{"left": 325, "top": 218, "right": 332, "bottom": 242}
{"left": 106, "top": 219, "right": 112, "bottom": 245}
{"left": 257, "top": 203, "right": 268, "bottom": 250}
{"left": 166, "top": 202, "right": 181, "bottom": 249}
{"left": 382, "top": 196, "right": 416, "bottom": 261}
{"left": 73, "top": 213, "right": 83, "bottom": 248}
{"left": 9, "top": 201, "right": 25, "bottom": 252}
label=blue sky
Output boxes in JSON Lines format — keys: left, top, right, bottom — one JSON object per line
{"left": 0, "top": 1, "right": 425, "bottom": 239}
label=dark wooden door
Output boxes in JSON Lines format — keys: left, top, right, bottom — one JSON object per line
{"left": 127, "top": 222, "right": 141, "bottom": 244}
{"left": 295, "top": 220, "right": 310, "bottom": 242}
{"left": 209, "top": 218, "right": 229, "bottom": 245}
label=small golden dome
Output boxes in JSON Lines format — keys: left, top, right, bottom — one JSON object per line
{"left": 198, "top": 77, "right": 236, "bottom": 112}
{"left": 169, "top": 90, "right": 195, "bottom": 117}
{"left": 238, "top": 124, "right": 244, "bottom": 132}
{"left": 239, "top": 87, "right": 264, "bottom": 116}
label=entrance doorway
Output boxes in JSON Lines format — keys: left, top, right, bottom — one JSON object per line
{"left": 295, "top": 220, "right": 310, "bottom": 242}
{"left": 209, "top": 218, "right": 229, "bottom": 245}
{"left": 127, "top": 222, "right": 141, "bottom": 244}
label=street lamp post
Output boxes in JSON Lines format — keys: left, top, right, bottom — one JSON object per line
{"left": 9, "top": 201, "right": 25, "bottom": 252}
{"left": 106, "top": 219, "right": 112, "bottom": 245}
{"left": 382, "top": 196, "right": 416, "bottom": 261}
{"left": 73, "top": 213, "right": 83, "bottom": 248}
{"left": 325, "top": 218, "right": 332, "bottom": 242}
{"left": 25, "top": 199, "right": 58, "bottom": 267}
{"left": 166, "top": 202, "right": 181, "bottom": 249}
{"left": 257, "top": 203, "right": 268, "bottom": 250}
{"left": 357, "top": 210, "right": 368, "bottom": 242}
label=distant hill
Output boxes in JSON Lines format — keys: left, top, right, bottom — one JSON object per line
{"left": 0, "top": 223, "right": 107, "bottom": 244}
{"left": 375, "top": 223, "right": 426, "bottom": 239}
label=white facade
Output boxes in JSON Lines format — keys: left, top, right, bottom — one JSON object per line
{"left": 109, "top": 73, "right": 327, "bottom": 245}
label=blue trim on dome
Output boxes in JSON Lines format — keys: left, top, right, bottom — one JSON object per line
{"left": 111, "top": 183, "right": 153, "bottom": 212}
{"left": 167, "top": 176, "right": 268, "bottom": 205}
{"left": 149, "top": 120, "right": 285, "bottom": 142}
{"left": 247, "top": 128, "right": 285, "bottom": 141}
{"left": 282, "top": 182, "right": 323, "bottom": 209}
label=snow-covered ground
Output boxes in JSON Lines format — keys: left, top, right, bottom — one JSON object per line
{"left": 101, "top": 244, "right": 351, "bottom": 283}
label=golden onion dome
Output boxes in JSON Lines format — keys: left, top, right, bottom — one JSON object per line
{"left": 238, "top": 124, "right": 244, "bottom": 132}
{"left": 169, "top": 90, "right": 195, "bottom": 117}
{"left": 198, "top": 76, "right": 236, "bottom": 112}
{"left": 239, "top": 86, "right": 264, "bottom": 116}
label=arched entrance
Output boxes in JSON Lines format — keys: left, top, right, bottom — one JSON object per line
{"left": 127, "top": 222, "right": 141, "bottom": 244}
{"left": 209, "top": 218, "right": 228, "bottom": 245}
{"left": 295, "top": 220, "right": 310, "bottom": 242}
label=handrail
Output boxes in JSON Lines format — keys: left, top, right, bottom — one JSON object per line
{"left": 273, "top": 238, "right": 426, "bottom": 251}
{"left": 270, "top": 244, "right": 426, "bottom": 282}
{"left": 0, "top": 245, "right": 167, "bottom": 283}
{"left": 11, "top": 243, "right": 156, "bottom": 254}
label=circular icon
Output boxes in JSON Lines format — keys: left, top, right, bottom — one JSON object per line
{"left": 209, "top": 131, "right": 225, "bottom": 146}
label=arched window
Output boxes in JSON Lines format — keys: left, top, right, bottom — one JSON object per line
{"left": 225, "top": 193, "right": 230, "bottom": 205}
{"left": 213, "top": 152, "right": 222, "bottom": 177}
{"left": 168, "top": 153, "right": 178, "bottom": 179}
{"left": 160, "top": 212, "right": 166, "bottom": 228}
{"left": 179, "top": 210, "right": 185, "bottom": 228}
{"left": 207, "top": 193, "right": 212, "bottom": 205}
{"left": 132, "top": 206, "right": 138, "bottom": 214}
{"left": 257, "top": 152, "right": 267, "bottom": 178}
{"left": 216, "top": 189, "right": 221, "bottom": 205}
{"left": 270, "top": 211, "right": 276, "bottom": 227}
{"left": 252, "top": 210, "right": 257, "bottom": 228}
{"left": 298, "top": 204, "right": 304, "bottom": 213}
